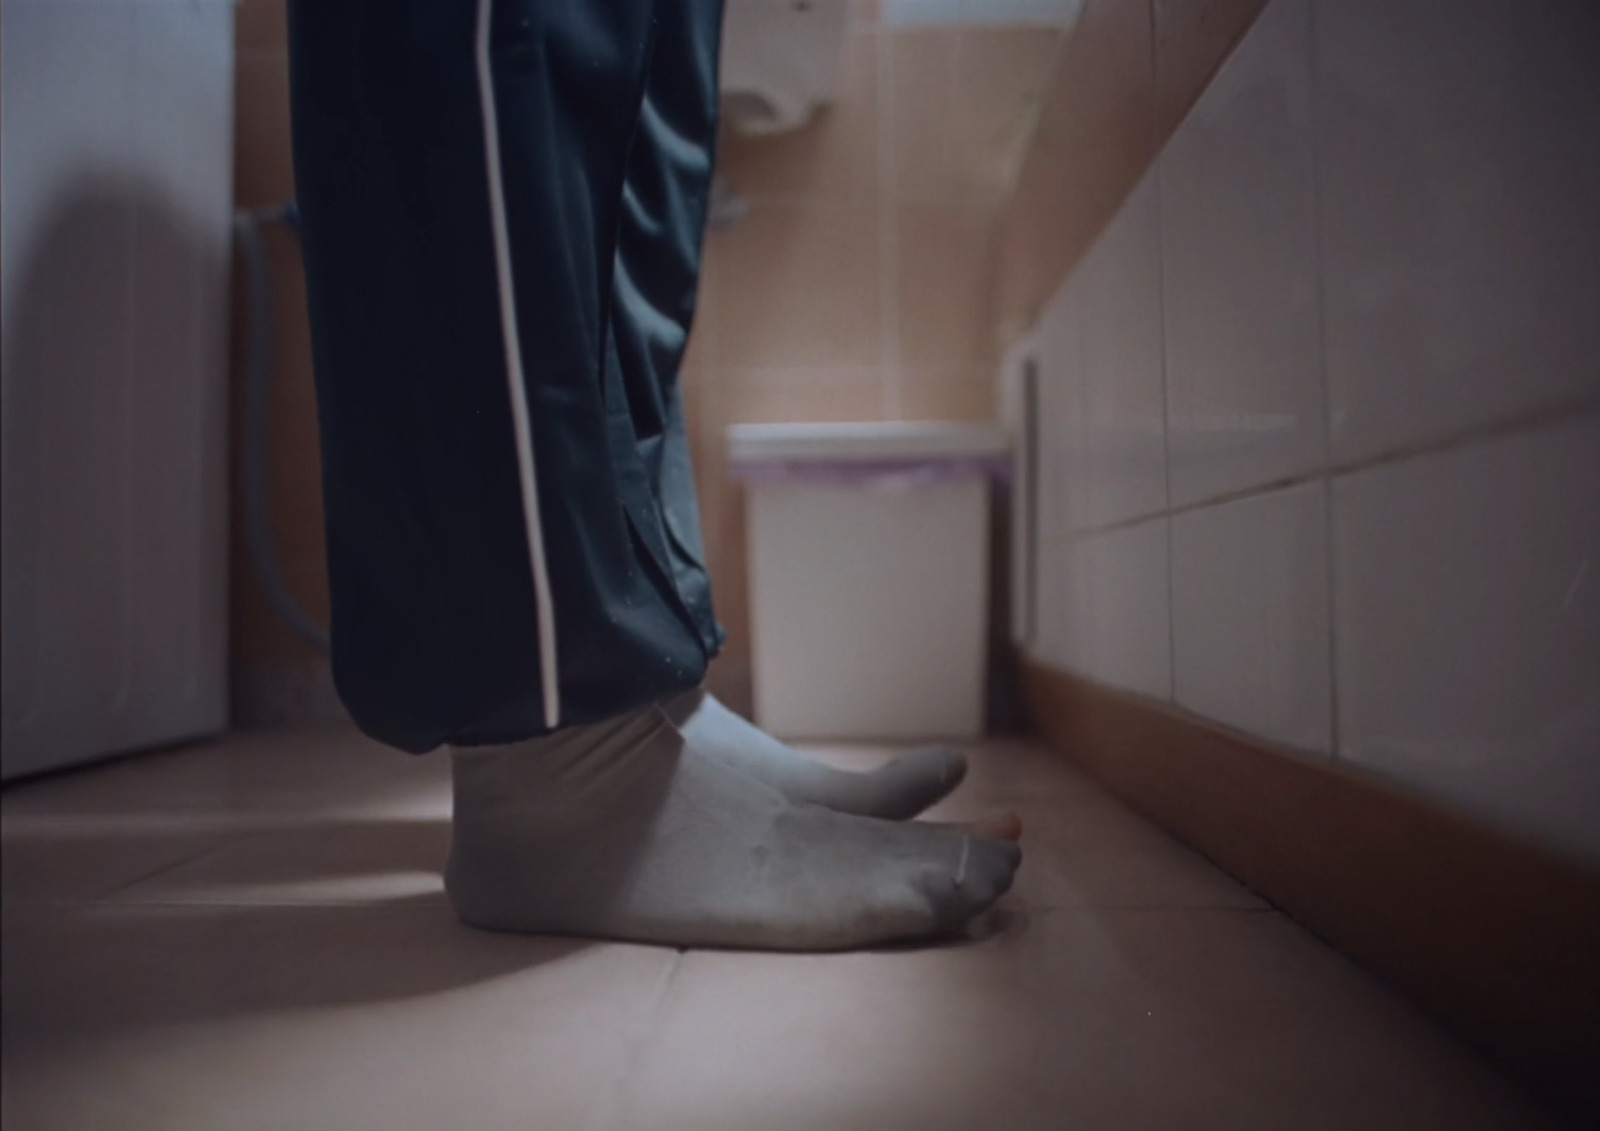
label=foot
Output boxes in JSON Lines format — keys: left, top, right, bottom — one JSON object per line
{"left": 445, "top": 706, "right": 1021, "bottom": 950}
{"left": 662, "top": 690, "right": 967, "bottom": 820}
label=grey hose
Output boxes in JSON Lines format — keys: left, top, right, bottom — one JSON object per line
{"left": 232, "top": 206, "right": 331, "bottom": 654}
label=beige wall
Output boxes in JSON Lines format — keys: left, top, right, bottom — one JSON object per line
{"left": 691, "top": 5, "right": 1061, "bottom": 709}
{"left": 225, "top": 0, "right": 1060, "bottom": 722}
{"left": 231, "top": 2, "right": 335, "bottom": 725}
{"left": 994, "top": 0, "right": 1267, "bottom": 343}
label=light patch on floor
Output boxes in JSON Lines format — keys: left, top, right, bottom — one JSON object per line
{"left": 1, "top": 725, "right": 1558, "bottom": 1129}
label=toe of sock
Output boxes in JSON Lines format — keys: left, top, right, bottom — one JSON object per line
{"left": 918, "top": 836, "right": 1021, "bottom": 934}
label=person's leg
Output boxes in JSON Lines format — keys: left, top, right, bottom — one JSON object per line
{"left": 289, "top": 0, "right": 1020, "bottom": 949}
{"left": 289, "top": 0, "right": 715, "bottom": 752}
{"left": 446, "top": 705, "right": 1018, "bottom": 949}
{"left": 617, "top": 2, "right": 969, "bottom": 821}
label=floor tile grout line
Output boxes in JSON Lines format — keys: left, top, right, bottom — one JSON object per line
{"left": 82, "top": 840, "right": 239, "bottom": 905}
{"left": 589, "top": 947, "right": 684, "bottom": 1131}
{"left": 83, "top": 897, "right": 436, "bottom": 910}
{"left": 877, "top": 20, "right": 903, "bottom": 420}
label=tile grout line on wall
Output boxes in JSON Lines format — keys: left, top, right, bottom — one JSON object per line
{"left": 119, "top": 61, "right": 143, "bottom": 724}
{"left": 1041, "top": 393, "right": 1600, "bottom": 549}
{"left": 1304, "top": 0, "right": 1341, "bottom": 764}
{"left": 1152, "top": 138, "right": 1179, "bottom": 710}
{"left": 877, "top": 25, "right": 903, "bottom": 419}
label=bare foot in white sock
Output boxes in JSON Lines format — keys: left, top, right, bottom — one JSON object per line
{"left": 662, "top": 690, "right": 968, "bottom": 820}
{"left": 445, "top": 706, "right": 1021, "bottom": 950}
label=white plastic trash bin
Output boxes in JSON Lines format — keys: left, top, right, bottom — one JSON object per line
{"left": 728, "top": 422, "right": 1011, "bottom": 741}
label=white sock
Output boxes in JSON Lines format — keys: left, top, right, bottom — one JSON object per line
{"left": 445, "top": 706, "right": 1021, "bottom": 950}
{"left": 661, "top": 690, "right": 967, "bottom": 820}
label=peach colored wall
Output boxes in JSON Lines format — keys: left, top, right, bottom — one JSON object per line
{"left": 230, "top": 2, "right": 336, "bottom": 725}
{"left": 692, "top": 5, "right": 1061, "bottom": 709}
{"left": 994, "top": 0, "right": 1267, "bottom": 344}
{"left": 225, "top": 0, "right": 1060, "bottom": 723}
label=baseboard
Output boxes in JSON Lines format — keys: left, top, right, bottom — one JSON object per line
{"left": 1021, "top": 660, "right": 1600, "bottom": 1125}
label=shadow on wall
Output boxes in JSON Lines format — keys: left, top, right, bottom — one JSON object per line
{"left": 223, "top": 214, "right": 345, "bottom": 731}
{"left": 2, "top": 178, "right": 228, "bottom": 771}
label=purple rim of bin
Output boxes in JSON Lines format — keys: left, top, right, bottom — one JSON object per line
{"left": 728, "top": 453, "right": 1013, "bottom": 487}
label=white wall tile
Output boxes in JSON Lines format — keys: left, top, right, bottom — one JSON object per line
{"left": 1029, "top": 540, "right": 1073, "bottom": 671}
{"left": 1073, "top": 171, "right": 1169, "bottom": 529}
{"left": 1172, "top": 483, "right": 1331, "bottom": 756}
{"left": 1068, "top": 519, "right": 1172, "bottom": 700}
{"left": 1161, "top": 0, "right": 1325, "bottom": 506}
{"left": 1315, "top": 0, "right": 1600, "bottom": 462}
{"left": 1333, "top": 415, "right": 1600, "bottom": 862}
{"left": 1034, "top": 273, "right": 1088, "bottom": 550}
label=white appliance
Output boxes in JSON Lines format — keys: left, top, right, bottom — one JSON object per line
{"left": 1, "top": 0, "right": 236, "bottom": 779}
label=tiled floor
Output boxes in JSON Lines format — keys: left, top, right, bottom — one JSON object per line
{"left": 1, "top": 727, "right": 1559, "bottom": 1130}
